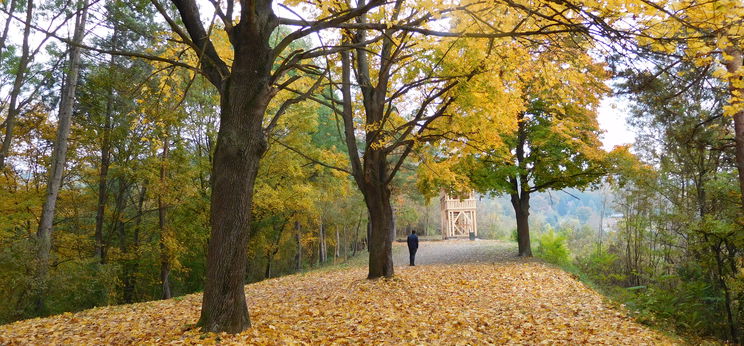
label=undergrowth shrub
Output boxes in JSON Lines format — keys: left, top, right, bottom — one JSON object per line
{"left": 535, "top": 229, "right": 570, "bottom": 265}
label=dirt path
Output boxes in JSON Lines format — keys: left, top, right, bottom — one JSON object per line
{"left": 393, "top": 239, "right": 520, "bottom": 266}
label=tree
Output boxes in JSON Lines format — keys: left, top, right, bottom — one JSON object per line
{"left": 324, "top": 0, "right": 590, "bottom": 278}
{"left": 147, "top": 0, "right": 383, "bottom": 332}
{"left": 466, "top": 45, "right": 610, "bottom": 257}
{"left": 35, "top": 0, "right": 88, "bottom": 313}
{"left": 617, "top": 1, "right": 744, "bottom": 210}
{"left": 0, "top": 0, "right": 35, "bottom": 167}
{"left": 620, "top": 60, "right": 741, "bottom": 342}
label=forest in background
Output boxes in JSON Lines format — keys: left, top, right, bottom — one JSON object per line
{"left": 0, "top": 0, "right": 740, "bottom": 343}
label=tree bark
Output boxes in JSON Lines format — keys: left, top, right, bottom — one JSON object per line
{"left": 173, "top": 0, "right": 277, "bottom": 332}
{"left": 0, "top": 0, "right": 34, "bottom": 167}
{"left": 264, "top": 251, "right": 273, "bottom": 279}
{"left": 197, "top": 88, "right": 268, "bottom": 333}
{"left": 317, "top": 224, "right": 321, "bottom": 266}
{"left": 35, "top": 0, "right": 88, "bottom": 313}
{"left": 320, "top": 220, "right": 328, "bottom": 264}
{"left": 723, "top": 47, "right": 744, "bottom": 209}
{"left": 124, "top": 185, "right": 146, "bottom": 303}
{"left": 339, "top": 44, "right": 396, "bottom": 278}
{"left": 363, "top": 181, "right": 395, "bottom": 278}
{"left": 353, "top": 212, "right": 362, "bottom": 256}
{"left": 711, "top": 241, "right": 738, "bottom": 343}
{"left": 159, "top": 132, "right": 172, "bottom": 300}
{"left": 510, "top": 192, "right": 532, "bottom": 257}
{"left": 335, "top": 225, "right": 341, "bottom": 260}
{"left": 94, "top": 25, "right": 119, "bottom": 263}
{"left": 195, "top": 27, "right": 273, "bottom": 334}
{"left": 294, "top": 220, "right": 302, "bottom": 272}
{"left": 510, "top": 111, "right": 532, "bottom": 257}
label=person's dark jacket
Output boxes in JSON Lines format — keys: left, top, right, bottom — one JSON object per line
{"left": 407, "top": 233, "right": 419, "bottom": 250}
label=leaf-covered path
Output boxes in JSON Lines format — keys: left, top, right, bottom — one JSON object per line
{"left": 0, "top": 241, "right": 675, "bottom": 344}
{"left": 393, "top": 239, "right": 519, "bottom": 265}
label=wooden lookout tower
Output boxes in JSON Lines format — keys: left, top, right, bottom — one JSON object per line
{"left": 440, "top": 191, "right": 478, "bottom": 239}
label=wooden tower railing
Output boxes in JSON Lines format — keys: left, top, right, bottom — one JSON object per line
{"left": 440, "top": 191, "right": 478, "bottom": 239}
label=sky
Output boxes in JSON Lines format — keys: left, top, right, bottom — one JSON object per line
{"left": 597, "top": 97, "right": 635, "bottom": 151}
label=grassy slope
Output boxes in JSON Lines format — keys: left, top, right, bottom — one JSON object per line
{"left": 0, "top": 242, "right": 677, "bottom": 345}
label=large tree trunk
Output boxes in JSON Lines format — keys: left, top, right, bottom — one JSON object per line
{"left": 195, "top": 31, "right": 272, "bottom": 333}
{"left": 510, "top": 192, "right": 532, "bottom": 257}
{"left": 0, "top": 0, "right": 33, "bottom": 167}
{"left": 724, "top": 47, "right": 744, "bottom": 208}
{"left": 363, "top": 181, "right": 395, "bottom": 279}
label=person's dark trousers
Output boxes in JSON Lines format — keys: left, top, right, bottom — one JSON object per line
{"left": 409, "top": 248, "right": 417, "bottom": 266}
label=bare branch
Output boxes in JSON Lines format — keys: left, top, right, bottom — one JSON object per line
{"left": 274, "top": 139, "right": 352, "bottom": 175}
{"left": 265, "top": 74, "right": 325, "bottom": 134}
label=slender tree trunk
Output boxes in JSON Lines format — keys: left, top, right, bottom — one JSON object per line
{"left": 94, "top": 26, "right": 119, "bottom": 263}
{"left": 294, "top": 221, "right": 302, "bottom": 272}
{"left": 0, "top": 0, "right": 17, "bottom": 57}
{"left": 318, "top": 219, "right": 328, "bottom": 265}
{"left": 124, "top": 185, "right": 146, "bottom": 303}
{"left": 424, "top": 205, "right": 429, "bottom": 236}
{"left": 264, "top": 251, "right": 274, "bottom": 279}
{"left": 336, "top": 225, "right": 342, "bottom": 260}
{"left": 724, "top": 47, "right": 744, "bottom": 209}
{"left": 353, "top": 211, "right": 362, "bottom": 256}
{"left": 265, "top": 223, "right": 285, "bottom": 279}
{"left": 711, "top": 240, "right": 739, "bottom": 343}
{"left": 102, "top": 179, "right": 128, "bottom": 265}
{"left": 159, "top": 132, "right": 172, "bottom": 300}
{"left": 35, "top": 0, "right": 87, "bottom": 313}
{"left": 392, "top": 206, "right": 397, "bottom": 239}
{"left": 510, "top": 192, "right": 532, "bottom": 257}
{"left": 0, "top": 0, "right": 33, "bottom": 167}
{"left": 598, "top": 189, "right": 608, "bottom": 254}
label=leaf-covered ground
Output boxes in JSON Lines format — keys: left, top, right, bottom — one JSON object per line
{"left": 0, "top": 242, "right": 675, "bottom": 344}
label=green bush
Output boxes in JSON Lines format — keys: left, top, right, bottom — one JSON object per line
{"left": 0, "top": 239, "right": 36, "bottom": 323}
{"left": 535, "top": 229, "right": 570, "bottom": 265}
{"left": 45, "top": 260, "right": 120, "bottom": 315}
{"left": 576, "top": 247, "right": 623, "bottom": 286}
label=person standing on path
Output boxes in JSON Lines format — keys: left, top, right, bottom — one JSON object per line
{"left": 407, "top": 230, "right": 419, "bottom": 266}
